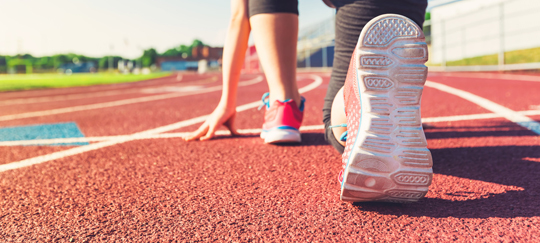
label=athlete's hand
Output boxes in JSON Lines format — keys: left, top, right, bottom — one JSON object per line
{"left": 183, "top": 103, "right": 240, "bottom": 141}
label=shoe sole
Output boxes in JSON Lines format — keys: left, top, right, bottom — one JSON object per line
{"left": 341, "top": 14, "right": 433, "bottom": 203}
{"left": 261, "top": 128, "right": 301, "bottom": 144}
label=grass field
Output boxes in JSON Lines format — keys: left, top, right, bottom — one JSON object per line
{"left": 437, "top": 46, "right": 540, "bottom": 66}
{"left": 0, "top": 72, "right": 171, "bottom": 92}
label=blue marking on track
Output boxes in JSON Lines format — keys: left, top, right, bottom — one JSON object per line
{"left": 0, "top": 122, "right": 89, "bottom": 146}
{"left": 517, "top": 121, "right": 540, "bottom": 135}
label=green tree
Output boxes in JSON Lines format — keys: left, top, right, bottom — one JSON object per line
{"left": 190, "top": 39, "right": 204, "bottom": 48}
{"left": 21, "top": 54, "right": 34, "bottom": 59}
{"left": 161, "top": 39, "right": 206, "bottom": 57}
{"left": 98, "top": 56, "right": 123, "bottom": 69}
{"left": 140, "top": 48, "right": 158, "bottom": 67}
{"left": 162, "top": 48, "right": 180, "bottom": 57}
{"left": 52, "top": 54, "right": 70, "bottom": 68}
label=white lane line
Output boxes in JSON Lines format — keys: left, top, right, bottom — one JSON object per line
{"left": 0, "top": 125, "right": 327, "bottom": 146}
{"left": 421, "top": 113, "right": 502, "bottom": 123}
{"left": 3, "top": 108, "right": 540, "bottom": 147}
{"left": 0, "top": 89, "right": 141, "bottom": 106}
{"left": 0, "top": 136, "right": 130, "bottom": 146}
{"left": 437, "top": 73, "right": 540, "bottom": 82}
{"left": 426, "top": 80, "right": 540, "bottom": 135}
{"left": 130, "top": 74, "right": 324, "bottom": 137}
{"left": 0, "top": 138, "right": 134, "bottom": 172}
{"left": 3, "top": 109, "right": 539, "bottom": 147}
{"left": 0, "top": 75, "right": 219, "bottom": 106}
{"left": 0, "top": 75, "right": 323, "bottom": 173}
{"left": 0, "top": 76, "right": 263, "bottom": 122}
{"left": 420, "top": 108, "right": 540, "bottom": 123}
{"left": 520, "top": 110, "right": 540, "bottom": 116}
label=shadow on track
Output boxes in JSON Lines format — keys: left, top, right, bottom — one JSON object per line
{"left": 203, "top": 128, "right": 539, "bottom": 219}
{"left": 287, "top": 133, "right": 329, "bottom": 146}
{"left": 207, "top": 132, "right": 330, "bottom": 146}
{"left": 354, "top": 145, "right": 540, "bottom": 219}
{"left": 424, "top": 122, "right": 537, "bottom": 139}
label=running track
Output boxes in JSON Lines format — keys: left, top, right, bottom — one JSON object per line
{"left": 1, "top": 71, "right": 539, "bottom": 242}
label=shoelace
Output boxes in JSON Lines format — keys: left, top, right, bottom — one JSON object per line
{"left": 258, "top": 92, "right": 306, "bottom": 111}
{"left": 328, "top": 123, "right": 347, "bottom": 141}
{"left": 258, "top": 92, "right": 270, "bottom": 110}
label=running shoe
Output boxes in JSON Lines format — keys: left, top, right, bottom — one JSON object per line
{"left": 340, "top": 14, "right": 433, "bottom": 202}
{"left": 259, "top": 93, "right": 305, "bottom": 144}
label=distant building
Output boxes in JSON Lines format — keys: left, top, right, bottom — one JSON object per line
{"left": 192, "top": 46, "right": 223, "bottom": 60}
{"left": 157, "top": 57, "right": 199, "bottom": 71}
{"left": 157, "top": 46, "right": 223, "bottom": 72}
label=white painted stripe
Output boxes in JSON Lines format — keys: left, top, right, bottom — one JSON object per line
{"left": 2, "top": 108, "right": 538, "bottom": 147}
{"left": 426, "top": 81, "right": 540, "bottom": 135}
{"left": 238, "top": 77, "right": 263, "bottom": 87}
{"left": 437, "top": 72, "right": 540, "bottom": 83}
{"left": 421, "top": 109, "right": 540, "bottom": 123}
{"left": 0, "top": 87, "right": 217, "bottom": 121}
{"left": 0, "top": 138, "right": 133, "bottom": 172}
{"left": 520, "top": 110, "right": 540, "bottom": 116}
{"left": 0, "top": 75, "right": 236, "bottom": 106}
{"left": 5, "top": 106, "right": 538, "bottom": 147}
{"left": 3, "top": 106, "right": 538, "bottom": 147}
{"left": 0, "top": 136, "right": 117, "bottom": 146}
{"left": 0, "top": 89, "right": 142, "bottom": 106}
{"left": 298, "top": 75, "right": 324, "bottom": 93}
{"left": 421, "top": 113, "right": 502, "bottom": 123}
{"left": 0, "top": 75, "right": 323, "bottom": 173}
{"left": 131, "top": 74, "right": 323, "bottom": 136}
{"left": 0, "top": 124, "right": 327, "bottom": 146}
{"left": 0, "top": 75, "right": 220, "bottom": 106}
{"left": 0, "top": 76, "right": 263, "bottom": 122}
{"left": 144, "top": 124, "right": 325, "bottom": 139}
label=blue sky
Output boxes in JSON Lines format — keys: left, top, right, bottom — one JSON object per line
{"left": 0, "top": 0, "right": 333, "bottom": 58}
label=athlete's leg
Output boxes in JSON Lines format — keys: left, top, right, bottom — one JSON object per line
{"left": 330, "top": 87, "right": 347, "bottom": 147}
{"left": 323, "top": 0, "right": 428, "bottom": 153}
{"left": 249, "top": 12, "right": 301, "bottom": 107}
{"left": 247, "top": 0, "right": 304, "bottom": 144}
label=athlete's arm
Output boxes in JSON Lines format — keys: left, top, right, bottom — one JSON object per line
{"left": 184, "top": 0, "right": 250, "bottom": 141}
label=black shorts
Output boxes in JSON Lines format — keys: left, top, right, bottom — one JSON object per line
{"left": 248, "top": 0, "right": 427, "bottom": 153}
{"left": 249, "top": 0, "right": 299, "bottom": 17}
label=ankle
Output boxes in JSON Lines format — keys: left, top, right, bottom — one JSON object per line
{"left": 269, "top": 94, "right": 302, "bottom": 107}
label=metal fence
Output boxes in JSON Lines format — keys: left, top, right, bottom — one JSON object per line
{"left": 430, "top": 0, "right": 540, "bottom": 71}
{"left": 297, "top": 16, "right": 335, "bottom": 69}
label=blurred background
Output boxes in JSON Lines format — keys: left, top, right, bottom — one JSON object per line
{"left": 295, "top": 0, "right": 540, "bottom": 72}
{"left": 1, "top": 0, "right": 539, "bottom": 91}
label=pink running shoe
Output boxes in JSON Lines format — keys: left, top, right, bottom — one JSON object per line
{"left": 340, "top": 14, "right": 433, "bottom": 202}
{"left": 259, "top": 92, "right": 305, "bottom": 144}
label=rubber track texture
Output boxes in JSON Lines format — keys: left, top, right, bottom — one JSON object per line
{"left": 341, "top": 14, "right": 433, "bottom": 202}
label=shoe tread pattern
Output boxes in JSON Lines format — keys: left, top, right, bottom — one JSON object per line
{"left": 341, "top": 14, "right": 433, "bottom": 203}
{"left": 363, "top": 17, "right": 421, "bottom": 47}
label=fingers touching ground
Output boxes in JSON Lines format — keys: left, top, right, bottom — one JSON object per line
{"left": 183, "top": 122, "right": 210, "bottom": 142}
{"left": 183, "top": 111, "right": 240, "bottom": 142}
{"left": 199, "top": 124, "right": 218, "bottom": 141}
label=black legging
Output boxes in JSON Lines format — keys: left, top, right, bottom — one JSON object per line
{"left": 248, "top": 0, "right": 427, "bottom": 153}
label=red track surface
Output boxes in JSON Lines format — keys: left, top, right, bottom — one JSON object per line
{"left": 1, "top": 71, "right": 539, "bottom": 242}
